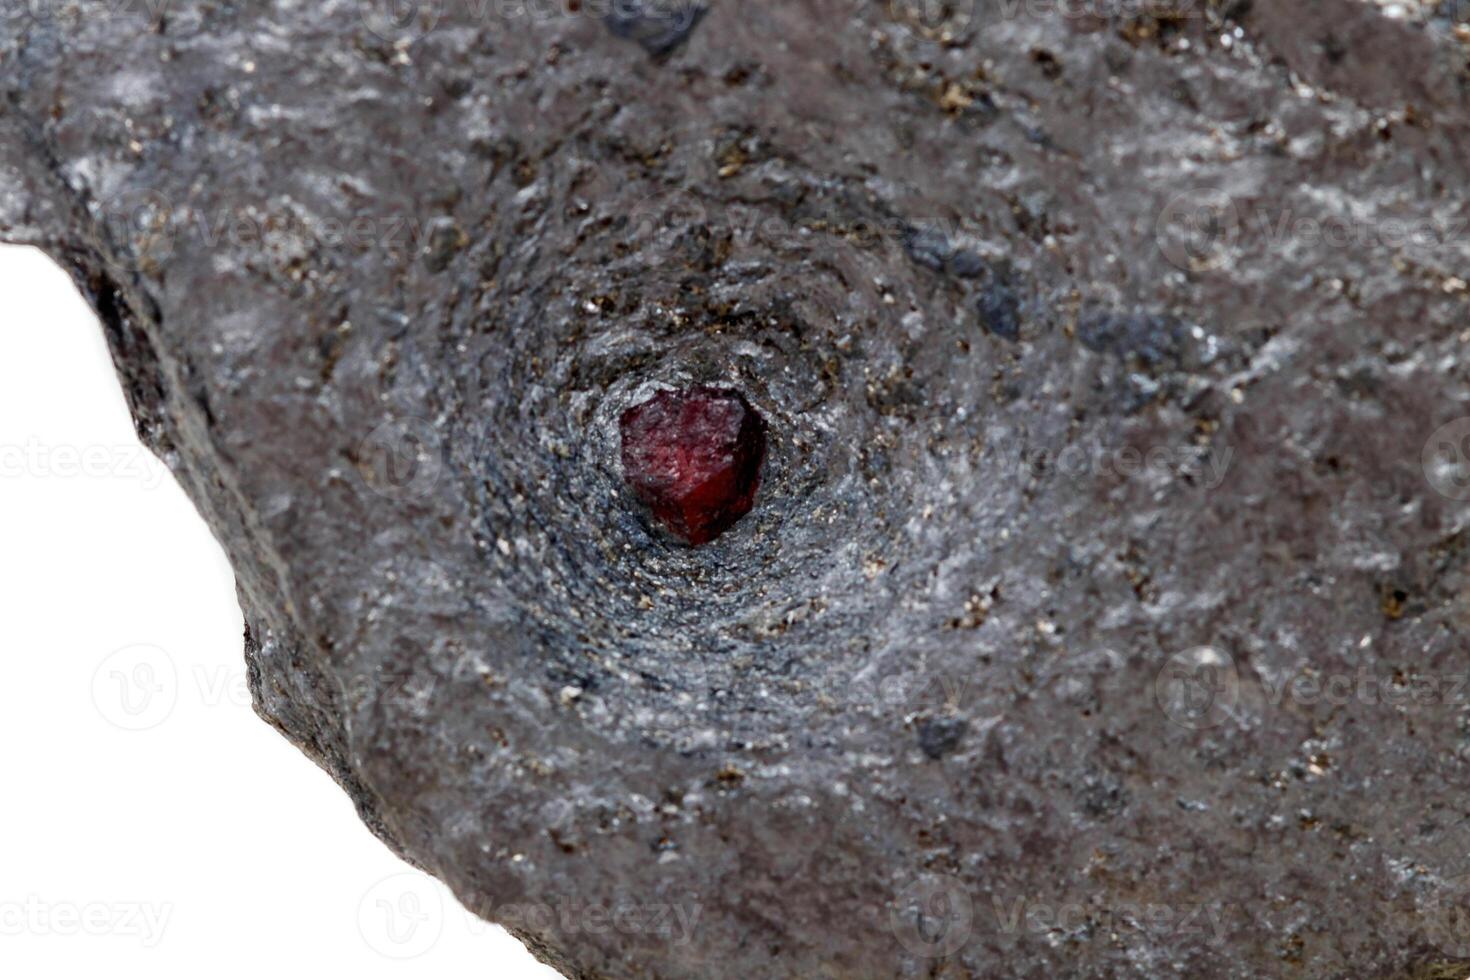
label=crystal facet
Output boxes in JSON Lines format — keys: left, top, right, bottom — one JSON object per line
{"left": 619, "top": 387, "right": 767, "bottom": 545}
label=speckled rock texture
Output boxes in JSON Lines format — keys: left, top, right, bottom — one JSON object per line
{"left": 6, "top": 1, "right": 1470, "bottom": 976}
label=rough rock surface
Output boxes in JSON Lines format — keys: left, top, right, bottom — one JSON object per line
{"left": 5, "top": 1, "right": 1470, "bottom": 976}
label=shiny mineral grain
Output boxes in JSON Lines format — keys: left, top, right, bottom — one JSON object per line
{"left": 619, "top": 387, "right": 766, "bottom": 545}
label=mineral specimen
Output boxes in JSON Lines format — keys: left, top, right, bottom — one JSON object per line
{"left": 4, "top": 0, "right": 1470, "bottom": 977}
{"left": 618, "top": 386, "right": 767, "bottom": 546}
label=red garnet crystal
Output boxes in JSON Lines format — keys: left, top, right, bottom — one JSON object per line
{"left": 618, "top": 386, "right": 768, "bottom": 545}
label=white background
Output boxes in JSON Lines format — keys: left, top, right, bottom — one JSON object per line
{"left": 0, "top": 243, "right": 556, "bottom": 977}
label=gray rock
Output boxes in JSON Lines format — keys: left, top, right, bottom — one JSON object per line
{"left": 5, "top": 1, "right": 1470, "bottom": 976}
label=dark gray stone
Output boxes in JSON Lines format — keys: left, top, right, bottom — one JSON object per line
{"left": 604, "top": 0, "right": 708, "bottom": 57}
{"left": 5, "top": 1, "right": 1470, "bottom": 977}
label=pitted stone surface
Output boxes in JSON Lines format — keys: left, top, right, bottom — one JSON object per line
{"left": 5, "top": 2, "right": 1470, "bottom": 977}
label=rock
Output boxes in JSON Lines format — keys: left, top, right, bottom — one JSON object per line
{"left": 4, "top": 1, "right": 1470, "bottom": 977}
{"left": 915, "top": 716, "right": 969, "bottom": 761}
{"left": 603, "top": 0, "right": 708, "bottom": 57}
{"left": 974, "top": 270, "right": 1021, "bottom": 342}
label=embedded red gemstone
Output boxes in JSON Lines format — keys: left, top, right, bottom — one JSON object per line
{"left": 619, "top": 386, "right": 767, "bottom": 545}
